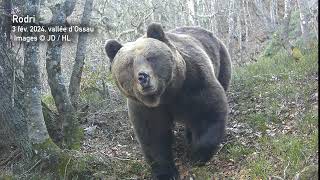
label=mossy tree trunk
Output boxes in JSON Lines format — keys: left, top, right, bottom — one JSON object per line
{"left": 0, "top": 56, "right": 31, "bottom": 155}
{"left": 42, "top": 101, "right": 63, "bottom": 144}
{"left": 1, "top": 41, "right": 110, "bottom": 180}
{"left": 0, "top": 0, "right": 30, "bottom": 153}
{"left": 45, "top": 0, "right": 82, "bottom": 150}
{"left": 23, "top": 0, "right": 53, "bottom": 151}
{"left": 2, "top": 0, "right": 138, "bottom": 178}
{"left": 69, "top": 0, "right": 94, "bottom": 110}
{"left": 1, "top": 1, "right": 104, "bottom": 177}
{"left": 19, "top": 1, "right": 99, "bottom": 178}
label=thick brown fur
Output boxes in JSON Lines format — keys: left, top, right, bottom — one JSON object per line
{"left": 105, "top": 23, "right": 231, "bottom": 180}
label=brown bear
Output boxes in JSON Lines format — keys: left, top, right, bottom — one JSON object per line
{"left": 105, "top": 23, "right": 231, "bottom": 180}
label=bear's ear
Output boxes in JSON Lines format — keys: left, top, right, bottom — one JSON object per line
{"left": 105, "top": 39, "right": 123, "bottom": 62}
{"left": 147, "top": 23, "right": 166, "bottom": 42}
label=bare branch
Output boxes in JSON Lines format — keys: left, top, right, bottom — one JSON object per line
{"left": 116, "top": 29, "right": 136, "bottom": 40}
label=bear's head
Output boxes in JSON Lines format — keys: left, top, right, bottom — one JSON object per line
{"left": 105, "top": 23, "right": 185, "bottom": 107}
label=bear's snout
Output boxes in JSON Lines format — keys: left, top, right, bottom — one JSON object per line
{"left": 138, "top": 72, "right": 151, "bottom": 88}
{"left": 137, "top": 71, "right": 159, "bottom": 96}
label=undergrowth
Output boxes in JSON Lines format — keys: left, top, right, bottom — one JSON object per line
{"left": 211, "top": 44, "right": 318, "bottom": 179}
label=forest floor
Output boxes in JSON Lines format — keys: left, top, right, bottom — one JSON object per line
{"left": 0, "top": 47, "right": 318, "bottom": 179}
{"left": 78, "top": 47, "right": 318, "bottom": 179}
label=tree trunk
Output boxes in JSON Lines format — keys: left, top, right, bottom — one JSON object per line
{"left": 308, "top": 0, "right": 318, "bottom": 40}
{"left": 148, "top": 0, "right": 155, "bottom": 21}
{"left": 227, "top": 0, "right": 235, "bottom": 61}
{"left": 245, "top": 0, "right": 253, "bottom": 29}
{"left": 69, "top": 0, "right": 94, "bottom": 110}
{"left": 242, "top": 0, "right": 249, "bottom": 44}
{"left": 21, "top": 1, "right": 103, "bottom": 177}
{"left": 187, "top": 0, "right": 196, "bottom": 25}
{"left": 0, "top": 49, "right": 31, "bottom": 156}
{"left": 254, "top": 0, "right": 275, "bottom": 34}
{"left": 297, "top": 0, "right": 311, "bottom": 46}
{"left": 237, "top": 1, "right": 242, "bottom": 63}
{"left": 46, "top": 0, "right": 82, "bottom": 149}
{"left": 24, "top": 38, "right": 50, "bottom": 145}
{"left": 211, "top": 0, "right": 218, "bottom": 34}
{"left": 0, "top": 0, "right": 12, "bottom": 47}
{"left": 269, "top": 0, "right": 277, "bottom": 30}
{"left": 23, "top": 0, "right": 51, "bottom": 147}
{"left": 281, "top": 0, "right": 293, "bottom": 52}
{"left": 42, "top": 101, "right": 62, "bottom": 144}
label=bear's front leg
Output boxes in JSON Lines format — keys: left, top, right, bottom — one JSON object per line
{"left": 184, "top": 87, "right": 228, "bottom": 166}
{"left": 188, "top": 111, "right": 226, "bottom": 165}
{"left": 128, "top": 100, "right": 178, "bottom": 180}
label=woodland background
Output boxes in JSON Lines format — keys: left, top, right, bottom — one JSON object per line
{"left": 0, "top": 0, "right": 318, "bottom": 179}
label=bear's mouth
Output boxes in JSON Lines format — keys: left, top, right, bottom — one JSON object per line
{"left": 135, "top": 81, "right": 165, "bottom": 107}
{"left": 140, "top": 86, "right": 157, "bottom": 95}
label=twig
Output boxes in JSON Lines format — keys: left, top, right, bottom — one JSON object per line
{"left": 0, "top": 150, "right": 21, "bottom": 166}
{"left": 112, "top": 156, "right": 136, "bottom": 161}
{"left": 196, "top": 11, "right": 223, "bottom": 18}
{"left": 100, "top": 151, "right": 137, "bottom": 161}
{"left": 64, "top": 157, "right": 71, "bottom": 180}
{"left": 116, "top": 29, "right": 136, "bottom": 40}
{"left": 21, "top": 159, "right": 42, "bottom": 176}
{"left": 270, "top": 176, "right": 284, "bottom": 180}
{"left": 216, "top": 140, "right": 234, "bottom": 155}
{"left": 130, "top": 7, "right": 155, "bottom": 28}
{"left": 11, "top": 66, "right": 15, "bottom": 108}
{"left": 283, "top": 161, "right": 290, "bottom": 179}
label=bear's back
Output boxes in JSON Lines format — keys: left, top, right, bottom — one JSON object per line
{"left": 164, "top": 27, "right": 221, "bottom": 87}
{"left": 166, "top": 26, "right": 231, "bottom": 91}
{"left": 169, "top": 27, "right": 225, "bottom": 77}
{"left": 168, "top": 26, "right": 222, "bottom": 73}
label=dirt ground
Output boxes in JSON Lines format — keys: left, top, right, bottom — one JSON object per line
{"left": 79, "top": 92, "right": 255, "bottom": 179}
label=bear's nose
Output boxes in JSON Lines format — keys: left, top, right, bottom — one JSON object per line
{"left": 138, "top": 72, "right": 150, "bottom": 88}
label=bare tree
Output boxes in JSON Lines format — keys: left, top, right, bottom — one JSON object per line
{"left": 0, "top": 0, "right": 52, "bottom": 159}
{"left": 187, "top": 0, "right": 197, "bottom": 25}
{"left": 242, "top": 0, "right": 249, "bottom": 44}
{"left": 236, "top": 1, "right": 242, "bottom": 63}
{"left": 227, "top": 0, "right": 235, "bottom": 61}
{"left": 296, "top": 0, "right": 312, "bottom": 46}
{"left": 69, "top": 0, "right": 94, "bottom": 110}
{"left": 0, "top": 0, "right": 12, "bottom": 47}
{"left": 308, "top": 0, "right": 318, "bottom": 40}
{"left": 270, "top": 0, "right": 278, "bottom": 30}
{"left": 24, "top": 26, "right": 50, "bottom": 148}
{"left": 0, "top": 49, "right": 32, "bottom": 157}
{"left": 281, "top": 0, "right": 293, "bottom": 51}
{"left": 211, "top": 0, "right": 218, "bottom": 34}
{"left": 254, "top": 0, "right": 275, "bottom": 34}
{"left": 45, "top": 0, "right": 81, "bottom": 149}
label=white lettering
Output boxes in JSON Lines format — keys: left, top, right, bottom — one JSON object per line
{"left": 12, "top": 15, "right": 35, "bottom": 23}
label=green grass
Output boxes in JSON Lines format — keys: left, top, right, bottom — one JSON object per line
{"left": 246, "top": 114, "right": 269, "bottom": 133}
{"left": 247, "top": 155, "right": 274, "bottom": 179}
{"left": 214, "top": 44, "right": 318, "bottom": 179}
{"left": 225, "top": 142, "right": 253, "bottom": 161}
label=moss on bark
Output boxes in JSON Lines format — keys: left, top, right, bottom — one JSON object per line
{"left": 29, "top": 138, "right": 124, "bottom": 179}
{"left": 62, "top": 112, "right": 83, "bottom": 150}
